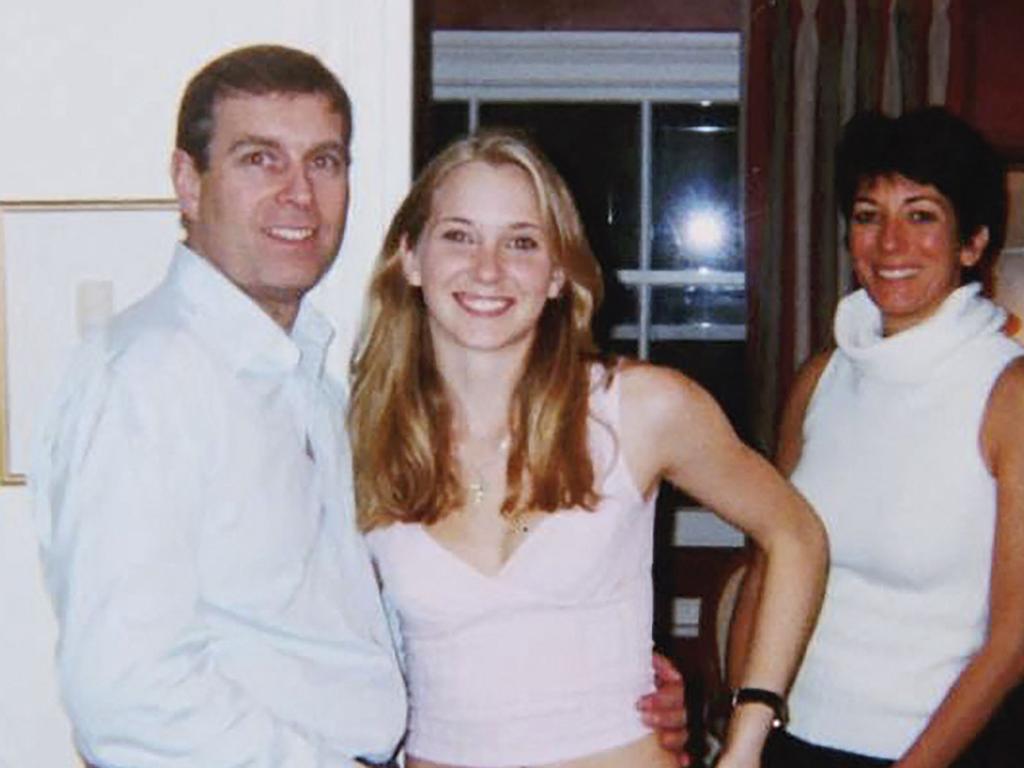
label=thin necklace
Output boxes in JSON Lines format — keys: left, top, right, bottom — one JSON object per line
{"left": 463, "top": 436, "right": 529, "bottom": 533}
{"left": 464, "top": 435, "right": 509, "bottom": 506}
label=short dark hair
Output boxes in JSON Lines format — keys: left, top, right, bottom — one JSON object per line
{"left": 835, "top": 107, "right": 1007, "bottom": 272}
{"left": 176, "top": 44, "right": 352, "bottom": 172}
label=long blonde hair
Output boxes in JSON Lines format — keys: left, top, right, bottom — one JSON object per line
{"left": 349, "top": 130, "right": 606, "bottom": 531}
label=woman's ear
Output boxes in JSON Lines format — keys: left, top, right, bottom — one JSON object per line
{"left": 960, "top": 226, "right": 990, "bottom": 268}
{"left": 547, "top": 267, "right": 566, "bottom": 299}
{"left": 399, "top": 235, "right": 422, "bottom": 286}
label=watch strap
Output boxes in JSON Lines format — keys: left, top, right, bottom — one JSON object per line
{"left": 731, "top": 687, "right": 788, "bottom": 729}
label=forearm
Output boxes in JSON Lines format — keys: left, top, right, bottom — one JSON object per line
{"left": 896, "top": 643, "right": 1024, "bottom": 768}
{"left": 720, "top": 522, "right": 826, "bottom": 763}
{"left": 725, "top": 546, "right": 764, "bottom": 689}
{"left": 737, "top": 524, "right": 826, "bottom": 693}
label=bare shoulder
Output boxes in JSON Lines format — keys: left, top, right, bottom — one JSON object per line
{"left": 983, "top": 356, "right": 1024, "bottom": 470}
{"left": 789, "top": 349, "right": 834, "bottom": 409}
{"left": 616, "top": 361, "right": 737, "bottom": 495}
{"left": 617, "top": 360, "right": 722, "bottom": 430}
{"left": 774, "top": 349, "right": 833, "bottom": 473}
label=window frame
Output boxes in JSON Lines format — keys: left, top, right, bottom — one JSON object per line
{"left": 432, "top": 30, "right": 744, "bottom": 357}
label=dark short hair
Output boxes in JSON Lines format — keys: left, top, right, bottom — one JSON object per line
{"left": 835, "top": 107, "right": 1007, "bottom": 272}
{"left": 176, "top": 44, "right": 352, "bottom": 172}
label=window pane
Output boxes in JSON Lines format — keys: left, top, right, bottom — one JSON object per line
{"left": 478, "top": 103, "right": 640, "bottom": 271}
{"left": 651, "top": 284, "right": 746, "bottom": 327}
{"left": 418, "top": 101, "right": 469, "bottom": 171}
{"left": 651, "top": 104, "right": 739, "bottom": 272}
{"left": 601, "top": 281, "right": 639, "bottom": 353}
{"left": 649, "top": 340, "right": 749, "bottom": 439}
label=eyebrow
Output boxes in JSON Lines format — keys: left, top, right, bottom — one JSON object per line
{"left": 227, "top": 135, "right": 281, "bottom": 155}
{"left": 853, "top": 193, "right": 943, "bottom": 205}
{"left": 226, "top": 135, "right": 346, "bottom": 157}
{"left": 435, "top": 216, "right": 543, "bottom": 229}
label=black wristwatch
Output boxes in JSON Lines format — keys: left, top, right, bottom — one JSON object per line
{"left": 731, "top": 687, "right": 788, "bottom": 729}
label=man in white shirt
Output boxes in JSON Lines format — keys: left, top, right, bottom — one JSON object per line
{"left": 34, "top": 45, "right": 407, "bottom": 768}
{"left": 32, "top": 45, "right": 689, "bottom": 768}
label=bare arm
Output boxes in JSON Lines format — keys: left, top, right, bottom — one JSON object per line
{"left": 895, "top": 358, "right": 1024, "bottom": 767}
{"left": 727, "top": 351, "right": 832, "bottom": 687}
{"left": 620, "top": 364, "right": 828, "bottom": 767}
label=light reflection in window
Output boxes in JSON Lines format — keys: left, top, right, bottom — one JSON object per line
{"left": 663, "top": 189, "right": 735, "bottom": 266}
{"left": 679, "top": 205, "right": 728, "bottom": 255}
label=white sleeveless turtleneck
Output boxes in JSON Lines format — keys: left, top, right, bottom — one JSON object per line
{"left": 786, "top": 283, "right": 1022, "bottom": 758}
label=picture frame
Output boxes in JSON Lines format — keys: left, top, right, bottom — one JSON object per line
{"left": 0, "top": 199, "right": 180, "bottom": 485}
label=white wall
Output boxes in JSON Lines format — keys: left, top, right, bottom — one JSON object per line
{"left": 0, "top": 2, "right": 412, "bottom": 765}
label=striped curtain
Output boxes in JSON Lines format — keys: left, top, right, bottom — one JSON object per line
{"left": 741, "top": 0, "right": 970, "bottom": 454}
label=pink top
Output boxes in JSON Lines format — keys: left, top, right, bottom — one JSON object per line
{"left": 366, "top": 367, "right": 658, "bottom": 766}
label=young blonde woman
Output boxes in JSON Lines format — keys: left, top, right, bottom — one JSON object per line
{"left": 349, "top": 131, "right": 827, "bottom": 768}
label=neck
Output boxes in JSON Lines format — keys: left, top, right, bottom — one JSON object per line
{"left": 185, "top": 239, "right": 301, "bottom": 332}
{"left": 259, "top": 299, "right": 299, "bottom": 332}
{"left": 435, "top": 347, "right": 526, "bottom": 444}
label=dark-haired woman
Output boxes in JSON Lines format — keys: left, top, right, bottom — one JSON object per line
{"left": 731, "top": 107, "right": 1024, "bottom": 768}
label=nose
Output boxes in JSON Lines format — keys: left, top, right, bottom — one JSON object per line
{"left": 471, "top": 241, "right": 503, "bottom": 282}
{"left": 879, "top": 216, "right": 903, "bottom": 253}
{"left": 277, "top": 165, "right": 314, "bottom": 207}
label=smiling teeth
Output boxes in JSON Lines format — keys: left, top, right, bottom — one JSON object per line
{"left": 268, "top": 227, "right": 314, "bottom": 241}
{"left": 461, "top": 296, "right": 509, "bottom": 312}
{"left": 878, "top": 268, "right": 917, "bottom": 279}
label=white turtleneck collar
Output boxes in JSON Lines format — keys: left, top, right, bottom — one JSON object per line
{"left": 834, "top": 283, "right": 1007, "bottom": 383}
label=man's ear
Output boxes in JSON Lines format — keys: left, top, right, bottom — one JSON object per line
{"left": 399, "top": 235, "right": 422, "bottom": 286}
{"left": 171, "top": 149, "right": 202, "bottom": 225}
{"left": 960, "top": 226, "right": 990, "bottom": 269}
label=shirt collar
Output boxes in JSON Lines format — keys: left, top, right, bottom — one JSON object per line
{"left": 166, "top": 243, "right": 334, "bottom": 378}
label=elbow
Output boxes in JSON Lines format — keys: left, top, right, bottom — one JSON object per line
{"left": 765, "top": 502, "right": 829, "bottom": 589}
{"left": 60, "top": 660, "right": 128, "bottom": 751}
{"left": 802, "top": 510, "right": 830, "bottom": 591}
{"left": 59, "top": 646, "right": 171, "bottom": 760}
{"left": 804, "top": 510, "right": 829, "bottom": 572}
{"left": 782, "top": 500, "right": 828, "bottom": 564}
{"left": 982, "top": 626, "right": 1024, "bottom": 683}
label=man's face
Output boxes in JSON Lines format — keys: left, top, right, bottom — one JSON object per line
{"left": 172, "top": 92, "right": 349, "bottom": 329}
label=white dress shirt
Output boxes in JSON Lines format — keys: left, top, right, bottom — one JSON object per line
{"left": 32, "top": 244, "right": 406, "bottom": 768}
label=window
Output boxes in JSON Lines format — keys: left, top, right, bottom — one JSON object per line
{"left": 427, "top": 31, "right": 744, "bottom": 421}
{"left": 426, "top": 32, "right": 747, "bottom": 545}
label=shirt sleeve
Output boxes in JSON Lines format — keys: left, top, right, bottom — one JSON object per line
{"left": 32, "top": 354, "right": 369, "bottom": 768}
